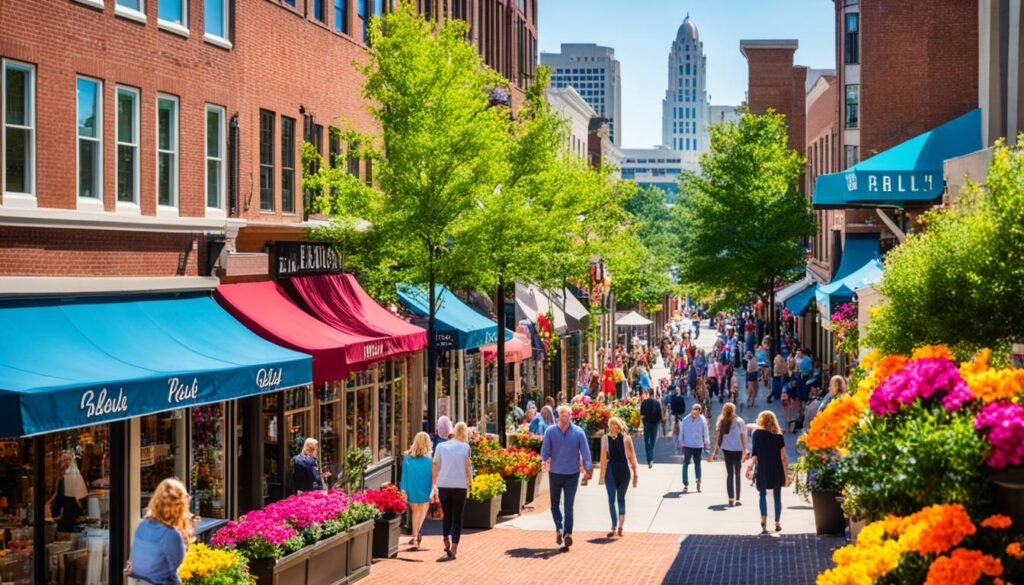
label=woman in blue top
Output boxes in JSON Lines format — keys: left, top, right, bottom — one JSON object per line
{"left": 126, "top": 478, "right": 190, "bottom": 585}
{"left": 400, "top": 432, "right": 433, "bottom": 550}
{"left": 529, "top": 405, "right": 554, "bottom": 435}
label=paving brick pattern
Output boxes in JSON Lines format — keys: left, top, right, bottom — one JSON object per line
{"left": 662, "top": 533, "right": 844, "bottom": 585}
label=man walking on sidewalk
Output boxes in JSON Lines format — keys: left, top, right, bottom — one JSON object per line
{"left": 677, "top": 404, "right": 709, "bottom": 493}
{"left": 639, "top": 389, "right": 663, "bottom": 468}
{"left": 540, "top": 404, "right": 593, "bottom": 552}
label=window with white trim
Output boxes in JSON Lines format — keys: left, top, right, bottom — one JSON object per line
{"left": 116, "top": 86, "right": 140, "bottom": 204}
{"left": 159, "top": 0, "right": 187, "bottom": 28}
{"left": 77, "top": 76, "right": 103, "bottom": 200}
{"left": 157, "top": 94, "right": 179, "bottom": 207}
{"left": 205, "top": 0, "right": 229, "bottom": 42}
{"left": 206, "top": 104, "right": 226, "bottom": 210}
{"left": 115, "top": 0, "right": 146, "bottom": 21}
{"left": 3, "top": 60, "right": 35, "bottom": 197}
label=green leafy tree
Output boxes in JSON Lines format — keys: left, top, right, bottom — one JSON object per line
{"left": 613, "top": 184, "right": 679, "bottom": 308}
{"left": 674, "top": 109, "right": 814, "bottom": 341}
{"left": 304, "top": 3, "right": 509, "bottom": 430}
{"left": 866, "top": 140, "right": 1024, "bottom": 357}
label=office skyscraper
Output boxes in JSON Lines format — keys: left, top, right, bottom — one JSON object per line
{"left": 542, "top": 43, "right": 623, "bottom": 146}
{"left": 662, "top": 14, "right": 710, "bottom": 164}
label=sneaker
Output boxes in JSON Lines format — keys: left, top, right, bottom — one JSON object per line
{"left": 564, "top": 535, "right": 573, "bottom": 548}
{"left": 648, "top": 462, "right": 653, "bottom": 469}
{"left": 556, "top": 530, "right": 563, "bottom": 546}
{"left": 697, "top": 480, "right": 702, "bottom": 493}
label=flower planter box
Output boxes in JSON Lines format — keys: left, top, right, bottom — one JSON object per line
{"left": 525, "top": 475, "right": 538, "bottom": 503}
{"left": 811, "top": 491, "right": 846, "bottom": 535}
{"left": 248, "top": 547, "right": 310, "bottom": 585}
{"left": 500, "top": 479, "right": 527, "bottom": 516}
{"left": 988, "top": 465, "right": 1024, "bottom": 533}
{"left": 463, "top": 495, "right": 501, "bottom": 529}
{"left": 346, "top": 520, "right": 375, "bottom": 583}
{"left": 306, "top": 530, "right": 352, "bottom": 585}
{"left": 372, "top": 515, "right": 401, "bottom": 559}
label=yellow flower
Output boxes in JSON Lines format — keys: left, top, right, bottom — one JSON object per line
{"left": 179, "top": 543, "right": 244, "bottom": 581}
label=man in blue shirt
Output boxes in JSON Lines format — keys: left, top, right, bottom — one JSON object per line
{"left": 540, "top": 404, "right": 593, "bottom": 551}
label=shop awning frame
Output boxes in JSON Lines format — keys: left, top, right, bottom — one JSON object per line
{"left": 0, "top": 293, "right": 312, "bottom": 438}
{"left": 815, "top": 233, "right": 883, "bottom": 319}
{"left": 396, "top": 284, "right": 509, "bottom": 350}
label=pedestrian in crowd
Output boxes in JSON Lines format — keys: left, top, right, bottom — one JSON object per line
{"left": 755, "top": 343, "right": 770, "bottom": 387}
{"left": 750, "top": 411, "right": 789, "bottom": 534}
{"left": 522, "top": 401, "right": 537, "bottom": 427}
{"left": 589, "top": 372, "right": 601, "bottom": 397}
{"left": 770, "top": 353, "right": 788, "bottom": 404}
{"left": 638, "top": 365, "right": 652, "bottom": 395}
{"left": 677, "top": 404, "right": 709, "bottom": 493}
{"left": 708, "top": 403, "right": 748, "bottom": 507}
{"left": 400, "top": 432, "right": 433, "bottom": 550}
{"left": 531, "top": 405, "right": 555, "bottom": 435}
{"left": 721, "top": 355, "right": 736, "bottom": 404}
{"left": 433, "top": 415, "right": 453, "bottom": 450}
{"left": 126, "top": 478, "right": 191, "bottom": 585}
{"left": 745, "top": 351, "right": 759, "bottom": 408}
{"left": 48, "top": 452, "right": 86, "bottom": 536}
{"left": 291, "top": 438, "right": 328, "bottom": 493}
{"left": 661, "top": 386, "right": 673, "bottom": 435}
{"left": 706, "top": 356, "right": 722, "bottom": 403}
{"left": 540, "top": 404, "right": 593, "bottom": 552}
{"left": 432, "top": 421, "right": 472, "bottom": 560}
{"left": 670, "top": 388, "right": 687, "bottom": 432}
{"left": 578, "top": 361, "right": 593, "bottom": 395}
{"left": 818, "top": 375, "right": 848, "bottom": 414}
{"left": 639, "top": 389, "right": 663, "bottom": 468}
{"left": 599, "top": 416, "right": 639, "bottom": 538}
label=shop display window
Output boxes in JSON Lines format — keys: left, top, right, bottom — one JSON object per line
{"left": 346, "top": 370, "right": 373, "bottom": 456}
{"left": 139, "top": 412, "right": 185, "bottom": 515}
{"left": 464, "top": 353, "right": 481, "bottom": 428}
{"left": 261, "top": 393, "right": 283, "bottom": 501}
{"left": 317, "top": 384, "right": 341, "bottom": 487}
{"left": 377, "top": 364, "right": 394, "bottom": 460}
{"left": 190, "top": 404, "right": 226, "bottom": 519}
{"left": 0, "top": 439, "right": 34, "bottom": 585}
{"left": 284, "top": 387, "right": 313, "bottom": 494}
{"left": 44, "top": 425, "right": 111, "bottom": 585}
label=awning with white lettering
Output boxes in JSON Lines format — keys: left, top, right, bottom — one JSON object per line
{"left": 813, "top": 108, "right": 981, "bottom": 208}
{"left": 396, "top": 284, "right": 510, "bottom": 350}
{"left": 0, "top": 293, "right": 311, "bottom": 438}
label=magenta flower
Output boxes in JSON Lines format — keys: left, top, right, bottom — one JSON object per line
{"left": 975, "top": 401, "right": 1024, "bottom": 468}
{"left": 869, "top": 358, "right": 972, "bottom": 416}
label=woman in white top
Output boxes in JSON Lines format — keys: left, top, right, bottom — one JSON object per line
{"left": 708, "top": 403, "right": 748, "bottom": 507}
{"left": 432, "top": 421, "right": 472, "bottom": 561}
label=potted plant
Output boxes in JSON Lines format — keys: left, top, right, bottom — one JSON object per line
{"left": 463, "top": 473, "right": 506, "bottom": 529}
{"left": 179, "top": 543, "right": 255, "bottom": 585}
{"left": 210, "top": 511, "right": 306, "bottom": 585}
{"left": 794, "top": 449, "right": 845, "bottom": 535}
{"left": 976, "top": 400, "right": 1024, "bottom": 530}
{"left": 498, "top": 448, "right": 540, "bottom": 516}
{"left": 343, "top": 501, "right": 380, "bottom": 583}
{"left": 359, "top": 483, "right": 407, "bottom": 559}
{"left": 344, "top": 447, "right": 373, "bottom": 492}
{"left": 508, "top": 434, "right": 544, "bottom": 502}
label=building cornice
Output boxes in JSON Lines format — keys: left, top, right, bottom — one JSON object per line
{"left": 0, "top": 276, "right": 220, "bottom": 298}
{"left": 740, "top": 39, "right": 799, "bottom": 58}
{"left": 0, "top": 206, "right": 230, "bottom": 234}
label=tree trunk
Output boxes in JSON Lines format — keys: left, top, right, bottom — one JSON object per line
{"left": 496, "top": 278, "right": 507, "bottom": 447}
{"left": 427, "top": 255, "right": 437, "bottom": 434}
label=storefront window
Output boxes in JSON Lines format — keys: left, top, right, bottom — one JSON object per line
{"left": 262, "top": 393, "right": 283, "bottom": 501}
{"left": 346, "top": 369, "right": 374, "bottom": 457}
{"left": 464, "top": 353, "right": 482, "bottom": 428}
{"left": 285, "top": 387, "right": 313, "bottom": 494}
{"left": 377, "top": 361, "right": 401, "bottom": 460}
{"left": 0, "top": 439, "right": 33, "bottom": 584}
{"left": 190, "top": 404, "right": 226, "bottom": 519}
{"left": 317, "top": 383, "right": 341, "bottom": 487}
{"left": 139, "top": 412, "right": 185, "bottom": 515}
{"left": 44, "top": 425, "right": 111, "bottom": 585}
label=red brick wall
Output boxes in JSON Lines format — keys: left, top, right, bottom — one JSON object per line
{"left": 0, "top": 227, "right": 203, "bottom": 277}
{"left": 848, "top": 0, "right": 978, "bottom": 158}
{"left": 745, "top": 46, "right": 806, "bottom": 188}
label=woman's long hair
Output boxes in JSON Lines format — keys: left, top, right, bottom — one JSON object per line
{"left": 717, "top": 403, "right": 737, "bottom": 435}
{"left": 407, "top": 431, "right": 432, "bottom": 457}
{"left": 756, "top": 410, "right": 782, "bottom": 435}
{"left": 145, "top": 478, "right": 193, "bottom": 543}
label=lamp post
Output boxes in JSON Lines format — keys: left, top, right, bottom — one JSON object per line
{"left": 487, "top": 86, "right": 512, "bottom": 447}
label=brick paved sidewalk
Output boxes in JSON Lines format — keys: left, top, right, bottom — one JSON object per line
{"left": 362, "top": 525, "right": 843, "bottom": 585}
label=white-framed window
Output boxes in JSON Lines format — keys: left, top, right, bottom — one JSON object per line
{"left": 205, "top": 104, "right": 226, "bottom": 211}
{"left": 158, "top": 0, "right": 189, "bottom": 36}
{"left": 157, "top": 94, "right": 179, "bottom": 209}
{"left": 2, "top": 59, "right": 36, "bottom": 200}
{"left": 115, "top": 0, "right": 147, "bottom": 23}
{"left": 204, "top": 0, "right": 231, "bottom": 48}
{"left": 77, "top": 76, "right": 103, "bottom": 200}
{"left": 116, "top": 86, "right": 140, "bottom": 206}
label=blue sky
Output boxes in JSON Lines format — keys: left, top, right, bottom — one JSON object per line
{"left": 538, "top": 0, "right": 836, "bottom": 149}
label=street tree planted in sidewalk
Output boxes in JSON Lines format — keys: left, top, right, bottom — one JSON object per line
{"left": 304, "top": 3, "right": 510, "bottom": 431}
{"left": 674, "top": 109, "right": 814, "bottom": 341}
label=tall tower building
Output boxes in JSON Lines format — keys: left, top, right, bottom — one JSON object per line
{"left": 662, "top": 14, "right": 710, "bottom": 164}
{"left": 542, "top": 44, "right": 623, "bottom": 146}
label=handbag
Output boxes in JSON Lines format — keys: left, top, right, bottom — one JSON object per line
{"left": 427, "top": 494, "right": 443, "bottom": 520}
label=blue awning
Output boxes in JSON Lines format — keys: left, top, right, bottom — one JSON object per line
{"left": 784, "top": 283, "right": 818, "bottom": 315}
{"left": 0, "top": 293, "right": 312, "bottom": 437}
{"left": 396, "top": 285, "right": 511, "bottom": 350}
{"left": 813, "top": 109, "right": 981, "bottom": 208}
{"left": 816, "top": 234, "right": 883, "bottom": 318}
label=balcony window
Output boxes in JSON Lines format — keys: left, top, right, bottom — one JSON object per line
{"left": 845, "top": 84, "right": 859, "bottom": 129}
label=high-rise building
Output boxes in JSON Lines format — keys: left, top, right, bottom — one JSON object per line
{"left": 542, "top": 44, "right": 623, "bottom": 146}
{"left": 662, "top": 15, "right": 710, "bottom": 164}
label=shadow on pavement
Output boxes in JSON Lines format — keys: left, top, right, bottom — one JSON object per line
{"left": 504, "top": 547, "right": 564, "bottom": 560}
{"left": 661, "top": 533, "right": 844, "bottom": 585}
{"left": 706, "top": 504, "right": 730, "bottom": 512}
{"left": 585, "top": 536, "right": 615, "bottom": 544}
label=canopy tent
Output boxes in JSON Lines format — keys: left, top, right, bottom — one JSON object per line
{"left": 216, "top": 280, "right": 384, "bottom": 383}
{"left": 515, "top": 283, "right": 565, "bottom": 334}
{"left": 395, "top": 284, "right": 509, "bottom": 350}
{"left": 776, "top": 273, "right": 815, "bottom": 304}
{"left": 784, "top": 283, "right": 819, "bottom": 315}
{"left": 480, "top": 332, "right": 533, "bottom": 363}
{"left": 548, "top": 288, "right": 590, "bottom": 332}
{"left": 0, "top": 293, "right": 311, "bottom": 437}
{"left": 616, "top": 310, "right": 653, "bottom": 326}
{"left": 815, "top": 233, "right": 883, "bottom": 319}
{"left": 813, "top": 109, "right": 981, "bottom": 208}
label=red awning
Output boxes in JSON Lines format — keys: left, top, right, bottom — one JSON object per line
{"left": 214, "top": 281, "right": 384, "bottom": 383}
{"left": 289, "top": 274, "right": 427, "bottom": 370}
{"left": 481, "top": 333, "right": 533, "bottom": 363}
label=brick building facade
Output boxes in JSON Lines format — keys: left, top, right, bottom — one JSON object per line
{"left": 741, "top": 40, "right": 808, "bottom": 159}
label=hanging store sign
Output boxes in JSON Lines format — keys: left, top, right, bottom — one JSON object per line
{"left": 271, "top": 241, "right": 342, "bottom": 279}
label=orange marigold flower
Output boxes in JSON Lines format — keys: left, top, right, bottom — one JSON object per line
{"left": 959, "top": 349, "right": 1024, "bottom": 403}
{"left": 981, "top": 514, "right": 1013, "bottom": 530}
{"left": 912, "top": 345, "right": 955, "bottom": 361}
{"left": 1007, "top": 542, "right": 1024, "bottom": 559}
{"left": 860, "top": 348, "right": 882, "bottom": 371}
{"left": 923, "top": 548, "right": 1003, "bottom": 585}
{"left": 803, "top": 394, "right": 864, "bottom": 451}
{"left": 898, "top": 504, "right": 976, "bottom": 556}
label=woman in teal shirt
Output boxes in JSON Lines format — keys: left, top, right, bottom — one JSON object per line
{"left": 400, "top": 432, "right": 433, "bottom": 550}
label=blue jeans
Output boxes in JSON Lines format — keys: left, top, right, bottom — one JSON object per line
{"left": 642, "top": 422, "right": 659, "bottom": 463}
{"left": 682, "top": 447, "right": 703, "bottom": 486}
{"left": 549, "top": 472, "right": 580, "bottom": 535}
{"left": 604, "top": 466, "right": 629, "bottom": 527}
{"left": 759, "top": 486, "right": 782, "bottom": 522}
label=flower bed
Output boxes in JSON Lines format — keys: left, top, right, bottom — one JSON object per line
{"left": 508, "top": 432, "right": 543, "bottom": 453}
{"left": 180, "top": 543, "right": 254, "bottom": 585}
{"left": 570, "top": 395, "right": 611, "bottom": 435}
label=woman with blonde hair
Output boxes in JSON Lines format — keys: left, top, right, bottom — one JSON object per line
{"left": 599, "top": 416, "right": 639, "bottom": 537}
{"left": 126, "top": 478, "right": 192, "bottom": 584}
{"left": 432, "top": 421, "right": 472, "bottom": 560}
{"left": 749, "top": 411, "right": 789, "bottom": 534}
{"left": 400, "top": 432, "right": 433, "bottom": 550}
{"left": 708, "top": 403, "right": 748, "bottom": 507}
